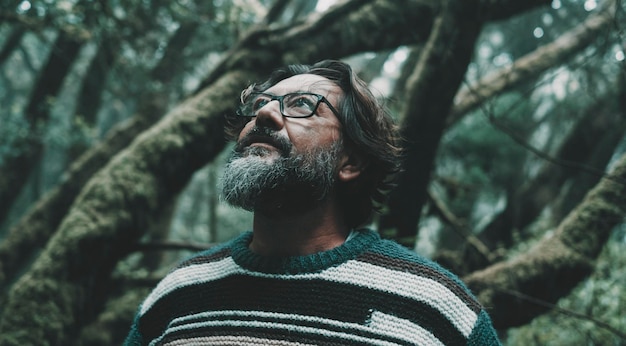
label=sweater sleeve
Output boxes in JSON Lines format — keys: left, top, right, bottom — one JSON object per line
{"left": 467, "top": 309, "right": 502, "bottom": 346}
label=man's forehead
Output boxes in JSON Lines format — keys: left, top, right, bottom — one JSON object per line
{"left": 265, "top": 74, "right": 339, "bottom": 95}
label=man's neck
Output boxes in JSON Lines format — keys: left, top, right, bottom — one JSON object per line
{"left": 249, "top": 199, "right": 350, "bottom": 257}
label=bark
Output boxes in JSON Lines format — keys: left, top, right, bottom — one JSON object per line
{"left": 0, "top": 32, "right": 83, "bottom": 225}
{"left": 0, "top": 71, "right": 244, "bottom": 344}
{"left": 0, "top": 116, "right": 153, "bottom": 291}
{"left": 464, "top": 151, "right": 626, "bottom": 328}
{"left": 378, "top": 0, "right": 484, "bottom": 245}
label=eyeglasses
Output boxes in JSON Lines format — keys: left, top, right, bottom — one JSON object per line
{"left": 237, "top": 92, "right": 340, "bottom": 118}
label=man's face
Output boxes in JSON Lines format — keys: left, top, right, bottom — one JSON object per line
{"left": 220, "top": 74, "right": 345, "bottom": 212}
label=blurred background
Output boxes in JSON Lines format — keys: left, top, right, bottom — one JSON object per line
{"left": 0, "top": 0, "right": 625, "bottom": 344}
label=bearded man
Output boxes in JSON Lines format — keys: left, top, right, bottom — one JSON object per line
{"left": 124, "top": 60, "right": 501, "bottom": 345}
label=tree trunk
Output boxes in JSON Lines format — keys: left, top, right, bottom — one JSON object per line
{"left": 67, "top": 36, "right": 120, "bottom": 161}
{"left": 0, "top": 32, "right": 83, "bottom": 225}
{"left": 379, "top": 0, "right": 484, "bottom": 245}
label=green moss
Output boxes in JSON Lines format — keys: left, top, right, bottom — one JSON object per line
{"left": 0, "top": 277, "right": 77, "bottom": 345}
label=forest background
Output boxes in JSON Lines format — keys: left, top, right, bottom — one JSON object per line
{"left": 0, "top": 0, "right": 625, "bottom": 345}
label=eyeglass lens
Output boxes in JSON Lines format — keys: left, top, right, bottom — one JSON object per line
{"left": 248, "top": 93, "right": 321, "bottom": 117}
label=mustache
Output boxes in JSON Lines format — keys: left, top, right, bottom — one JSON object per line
{"left": 235, "top": 126, "right": 292, "bottom": 156}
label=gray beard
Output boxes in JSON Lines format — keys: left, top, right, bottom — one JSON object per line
{"left": 220, "top": 140, "right": 342, "bottom": 212}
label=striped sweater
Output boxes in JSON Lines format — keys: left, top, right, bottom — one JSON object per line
{"left": 124, "top": 229, "right": 501, "bottom": 345}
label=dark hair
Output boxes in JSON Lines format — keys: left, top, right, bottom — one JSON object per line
{"left": 225, "top": 60, "right": 402, "bottom": 227}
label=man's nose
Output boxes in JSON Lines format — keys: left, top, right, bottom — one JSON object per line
{"left": 254, "top": 100, "right": 285, "bottom": 130}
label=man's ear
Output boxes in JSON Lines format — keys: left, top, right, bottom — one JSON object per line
{"left": 338, "top": 152, "right": 366, "bottom": 182}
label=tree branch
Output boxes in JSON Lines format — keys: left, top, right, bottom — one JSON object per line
{"left": 464, "top": 151, "right": 626, "bottom": 328}
{"left": 0, "top": 71, "right": 246, "bottom": 343}
{"left": 449, "top": 0, "right": 617, "bottom": 125}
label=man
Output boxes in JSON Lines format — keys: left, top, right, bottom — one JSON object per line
{"left": 125, "top": 60, "right": 501, "bottom": 345}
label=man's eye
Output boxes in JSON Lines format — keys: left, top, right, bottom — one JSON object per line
{"left": 251, "top": 97, "right": 270, "bottom": 111}
{"left": 289, "top": 95, "right": 316, "bottom": 110}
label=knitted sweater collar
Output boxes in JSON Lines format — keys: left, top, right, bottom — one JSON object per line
{"left": 230, "top": 228, "right": 380, "bottom": 275}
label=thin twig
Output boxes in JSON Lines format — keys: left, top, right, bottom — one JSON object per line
{"left": 484, "top": 112, "right": 626, "bottom": 187}
{"left": 498, "top": 288, "right": 626, "bottom": 340}
{"left": 427, "top": 189, "right": 497, "bottom": 263}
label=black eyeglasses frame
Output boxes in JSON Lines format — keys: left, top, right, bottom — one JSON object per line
{"left": 237, "top": 92, "right": 341, "bottom": 118}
